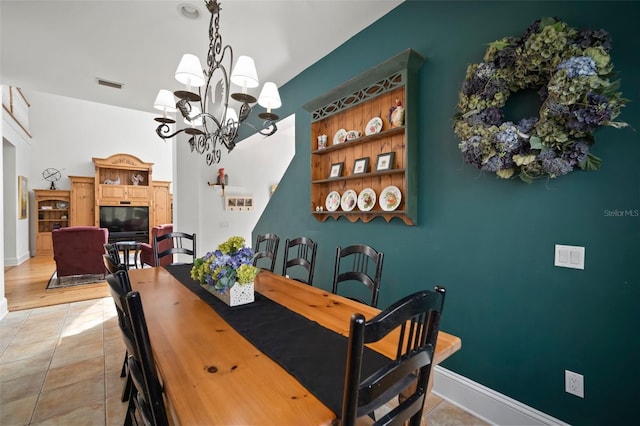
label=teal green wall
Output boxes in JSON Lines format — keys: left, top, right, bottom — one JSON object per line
{"left": 254, "top": 1, "right": 639, "bottom": 423}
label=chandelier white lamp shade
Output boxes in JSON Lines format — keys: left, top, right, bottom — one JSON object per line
{"left": 258, "top": 82, "right": 282, "bottom": 120}
{"left": 154, "top": 0, "right": 282, "bottom": 166}
{"left": 153, "top": 89, "right": 177, "bottom": 116}
{"left": 231, "top": 56, "right": 259, "bottom": 93}
{"left": 175, "top": 54, "right": 206, "bottom": 88}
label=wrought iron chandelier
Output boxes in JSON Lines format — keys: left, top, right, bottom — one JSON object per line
{"left": 153, "top": 0, "right": 282, "bottom": 165}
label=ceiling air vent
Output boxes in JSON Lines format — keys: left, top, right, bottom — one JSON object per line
{"left": 96, "top": 78, "right": 124, "bottom": 89}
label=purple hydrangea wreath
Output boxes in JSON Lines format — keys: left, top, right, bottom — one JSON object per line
{"left": 454, "top": 17, "right": 628, "bottom": 182}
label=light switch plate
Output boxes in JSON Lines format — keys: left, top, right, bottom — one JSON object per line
{"left": 555, "top": 244, "right": 585, "bottom": 269}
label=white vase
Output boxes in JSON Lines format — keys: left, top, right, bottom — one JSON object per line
{"left": 205, "top": 281, "right": 255, "bottom": 306}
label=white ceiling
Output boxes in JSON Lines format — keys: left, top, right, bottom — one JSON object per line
{"left": 1, "top": 0, "right": 402, "bottom": 114}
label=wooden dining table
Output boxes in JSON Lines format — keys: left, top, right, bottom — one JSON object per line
{"left": 128, "top": 266, "right": 462, "bottom": 425}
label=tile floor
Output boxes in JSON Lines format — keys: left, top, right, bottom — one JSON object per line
{"left": 0, "top": 297, "right": 487, "bottom": 426}
{"left": 0, "top": 298, "right": 127, "bottom": 426}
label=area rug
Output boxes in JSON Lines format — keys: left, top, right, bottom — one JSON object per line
{"left": 46, "top": 271, "right": 106, "bottom": 289}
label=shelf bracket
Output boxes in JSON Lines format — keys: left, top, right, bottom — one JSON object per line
{"left": 207, "top": 182, "right": 225, "bottom": 196}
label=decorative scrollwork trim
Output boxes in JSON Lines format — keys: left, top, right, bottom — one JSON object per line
{"left": 310, "top": 72, "right": 404, "bottom": 122}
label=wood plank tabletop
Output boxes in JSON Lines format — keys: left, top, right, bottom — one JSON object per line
{"left": 128, "top": 267, "right": 461, "bottom": 425}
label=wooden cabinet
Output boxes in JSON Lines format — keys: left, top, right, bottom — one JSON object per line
{"left": 151, "top": 181, "right": 172, "bottom": 226}
{"left": 97, "top": 183, "right": 151, "bottom": 203}
{"left": 90, "top": 153, "right": 172, "bottom": 243}
{"left": 33, "top": 155, "right": 171, "bottom": 253}
{"left": 93, "top": 153, "right": 153, "bottom": 212}
{"left": 34, "top": 189, "right": 70, "bottom": 256}
{"left": 303, "top": 49, "right": 424, "bottom": 225}
{"left": 69, "top": 176, "right": 95, "bottom": 226}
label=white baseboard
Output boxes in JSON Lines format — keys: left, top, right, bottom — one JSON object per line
{"left": 3, "top": 256, "right": 19, "bottom": 266}
{"left": 432, "top": 366, "right": 568, "bottom": 426}
{"left": 4, "top": 251, "right": 30, "bottom": 266}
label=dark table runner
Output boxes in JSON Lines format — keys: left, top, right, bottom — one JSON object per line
{"left": 164, "top": 264, "right": 390, "bottom": 416}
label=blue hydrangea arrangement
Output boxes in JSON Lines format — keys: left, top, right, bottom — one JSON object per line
{"left": 454, "top": 17, "right": 628, "bottom": 182}
{"left": 191, "top": 236, "right": 259, "bottom": 292}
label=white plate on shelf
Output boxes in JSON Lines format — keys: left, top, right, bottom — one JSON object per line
{"left": 365, "top": 117, "right": 383, "bottom": 136}
{"left": 333, "top": 129, "right": 347, "bottom": 145}
{"left": 340, "top": 190, "right": 357, "bottom": 211}
{"left": 379, "top": 186, "right": 402, "bottom": 211}
{"left": 325, "top": 191, "right": 341, "bottom": 212}
{"left": 357, "top": 188, "right": 376, "bottom": 211}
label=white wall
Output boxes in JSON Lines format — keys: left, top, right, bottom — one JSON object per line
{"left": 27, "top": 90, "right": 173, "bottom": 187}
{"left": 1, "top": 85, "right": 7, "bottom": 318}
{"left": 176, "top": 114, "right": 295, "bottom": 254}
{"left": 1, "top": 87, "right": 174, "bottom": 317}
{"left": 1, "top": 83, "right": 33, "bottom": 317}
{"left": 24, "top": 90, "right": 173, "bottom": 255}
{"left": 3, "top": 98, "right": 33, "bottom": 266}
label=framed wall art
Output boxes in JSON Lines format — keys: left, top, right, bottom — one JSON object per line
{"left": 18, "top": 175, "right": 28, "bottom": 219}
{"left": 353, "top": 157, "right": 369, "bottom": 175}
{"left": 225, "top": 196, "right": 254, "bottom": 211}
{"left": 376, "top": 152, "right": 395, "bottom": 171}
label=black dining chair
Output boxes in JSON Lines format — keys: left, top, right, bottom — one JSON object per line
{"left": 153, "top": 231, "right": 196, "bottom": 266}
{"left": 103, "top": 254, "right": 121, "bottom": 275}
{"left": 104, "top": 243, "right": 123, "bottom": 270}
{"left": 105, "top": 270, "right": 137, "bottom": 424}
{"left": 103, "top": 242, "right": 127, "bottom": 275}
{"left": 341, "top": 287, "right": 447, "bottom": 426}
{"left": 281, "top": 236, "right": 317, "bottom": 285}
{"left": 252, "top": 233, "right": 280, "bottom": 272}
{"left": 331, "top": 244, "right": 384, "bottom": 308}
{"left": 126, "top": 291, "right": 170, "bottom": 426}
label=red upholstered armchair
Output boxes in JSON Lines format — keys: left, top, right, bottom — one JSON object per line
{"left": 140, "top": 224, "right": 173, "bottom": 267}
{"left": 52, "top": 226, "right": 109, "bottom": 277}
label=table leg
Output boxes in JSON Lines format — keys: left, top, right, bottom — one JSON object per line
{"left": 133, "top": 248, "right": 140, "bottom": 269}
{"left": 122, "top": 248, "right": 130, "bottom": 270}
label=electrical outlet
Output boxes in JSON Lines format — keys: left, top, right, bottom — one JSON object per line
{"left": 565, "top": 370, "right": 584, "bottom": 398}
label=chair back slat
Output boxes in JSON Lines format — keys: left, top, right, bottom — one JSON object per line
{"left": 104, "top": 243, "right": 123, "bottom": 270}
{"left": 332, "top": 244, "right": 384, "bottom": 307}
{"left": 127, "top": 356, "right": 155, "bottom": 425}
{"left": 103, "top": 254, "right": 119, "bottom": 274}
{"left": 282, "top": 237, "right": 317, "bottom": 285}
{"left": 126, "top": 291, "right": 170, "bottom": 426}
{"left": 106, "top": 270, "right": 169, "bottom": 426}
{"left": 106, "top": 271, "right": 136, "bottom": 363}
{"left": 153, "top": 231, "right": 196, "bottom": 266}
{"left": 341, "top": 287, "right": 446, "bottom": 426}
{"left": 359, "top": 349, "right": 431, "bottom": 407}
{"left": 253, "top": 233, "right": 280, "bottom": 272}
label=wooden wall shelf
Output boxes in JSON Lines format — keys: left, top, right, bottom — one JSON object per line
{"left": 312, "top": 169, "right": 406, "bottom": 184}
{"left": 310, "top": 127, "right": 405, "bottom": 154}
{"left": 303, "top": 49, "right": 424, "bottom": 225}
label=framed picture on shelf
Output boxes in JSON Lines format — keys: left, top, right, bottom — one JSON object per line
{"left": 329, "top": 162, "right": 344, "bottom": 178}
{"left": 376, "top": 152, "right": 395, "bottom": 171}
{"left": 353, "top": 157, "right": 369, "bottom": 175}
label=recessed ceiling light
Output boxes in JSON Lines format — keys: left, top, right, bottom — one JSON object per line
{"left": 178, "top": 3, "right": 201, "bottom": 19}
